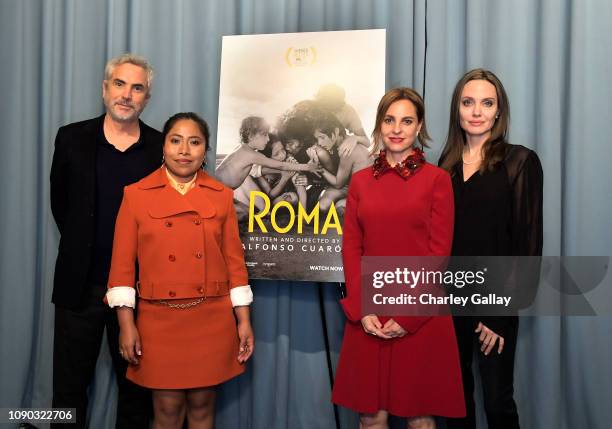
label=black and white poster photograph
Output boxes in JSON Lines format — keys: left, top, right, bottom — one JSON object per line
{"left": 215, "top": 29, "right": 385, "bottom": 281}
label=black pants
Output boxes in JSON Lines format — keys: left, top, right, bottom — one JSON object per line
{"left": 446, "top": 316, "right": 520, "bottom": 429}
{"left": 52, "top": 284, "right": 151, "bottom": 428}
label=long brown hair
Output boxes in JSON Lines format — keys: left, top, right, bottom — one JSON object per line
{"left": 371, "top": 87, "right": 431, "bottom": 156}
{"left": 439, "top": 69, "right": 510, "bottom": 175}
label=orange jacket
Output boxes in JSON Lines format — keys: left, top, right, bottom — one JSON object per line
{"left": 108, "top": 168, "right": 248, "bottom": 300}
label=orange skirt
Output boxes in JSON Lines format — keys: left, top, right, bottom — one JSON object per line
{"left": 127, "top": 295, "right": 244, "bottom": 389}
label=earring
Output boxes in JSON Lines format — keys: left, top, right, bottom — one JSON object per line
{"left": 495, "top": 113, "right": 500, "bottom": 119}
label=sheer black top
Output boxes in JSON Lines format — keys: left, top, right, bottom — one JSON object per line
{"left": 449, "top": 143, "right": 543, "bottom": 333}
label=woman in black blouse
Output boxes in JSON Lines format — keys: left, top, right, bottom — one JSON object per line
{"left": 439, "top": 69, "right": 543, "bottom": 429}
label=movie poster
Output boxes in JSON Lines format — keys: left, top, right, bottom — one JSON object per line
{"left": 215, "top": 29, "right": 386, "bottom": 282}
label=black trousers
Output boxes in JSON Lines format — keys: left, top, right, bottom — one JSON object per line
{"left": 446, "top": 316, "right": 520, "bottom": 429}
{"left": 52, "top": 284, "right": 151, "bottom": 428}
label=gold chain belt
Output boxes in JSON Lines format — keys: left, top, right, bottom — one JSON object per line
{"left": 154, "top": 297, "right": 205, "bottom": 309}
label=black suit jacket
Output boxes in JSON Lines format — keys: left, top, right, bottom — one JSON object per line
{"left": 50, "top": 115, "right": 162, "bottom": 308}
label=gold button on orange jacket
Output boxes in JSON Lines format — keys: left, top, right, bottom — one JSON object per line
{"left": 108, "top": 167, "right": 248, "bottom": 300}
{"left": 107, "top": 167, "right": 249, "bottom": 389}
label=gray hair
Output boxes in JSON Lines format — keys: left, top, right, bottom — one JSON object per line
{"left": 104, "top": 53, "right": 154, "bottom": 93}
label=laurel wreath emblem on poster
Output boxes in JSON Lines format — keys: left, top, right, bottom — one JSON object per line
{"left": 285, "top": 47, "right": 317, "bottom": 67}
{"left": 217, "top": 30, "right": 385, "bottom": 281}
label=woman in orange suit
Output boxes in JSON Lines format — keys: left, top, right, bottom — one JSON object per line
{"left": 105, "top": 112, "right": 254, "bottom": 429}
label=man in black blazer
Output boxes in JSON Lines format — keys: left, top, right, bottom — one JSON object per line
{"left": 50, "top": 54, "right": 162, "bottom": 428}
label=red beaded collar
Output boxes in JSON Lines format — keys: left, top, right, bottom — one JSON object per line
{"left": 372, "top": 148, "right": 426, "bottom": 179}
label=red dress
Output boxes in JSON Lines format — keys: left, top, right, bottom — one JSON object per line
{"left": 332, "top": 160, "right": 466, "bottom": 418}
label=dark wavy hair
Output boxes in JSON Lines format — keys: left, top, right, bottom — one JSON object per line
{"left": 313, "top": 114, "right": 346, "bottom": 139}
{"left": 259, "top": 133, "right": 281, "bottom": 158}
{"left": 439, "top": 68, "right": 510, "bottom": 175}
{"left": 162, "top": 112, "right": 210, "bottom": 150}
{"left": 276, "top": 100, "right": 321, "bottom": 148}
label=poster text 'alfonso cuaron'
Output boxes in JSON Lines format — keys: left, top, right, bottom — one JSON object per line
{"left": 216, "top": 29, "right": 384, "bottom": 280}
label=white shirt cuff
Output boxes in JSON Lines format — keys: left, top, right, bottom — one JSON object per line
{"left": 230, "top": 285, "right": 253, "bottom": 307}
{"left": 106, "top": 287, "right": 136, "bottom": 308}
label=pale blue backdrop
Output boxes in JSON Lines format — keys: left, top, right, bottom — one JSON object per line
{"left": 1, "top": 0, "right": 611, "bottom": 428}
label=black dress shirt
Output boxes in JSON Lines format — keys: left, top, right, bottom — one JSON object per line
{"left": 88, "top": 125, "right": 161, "bottom": 284}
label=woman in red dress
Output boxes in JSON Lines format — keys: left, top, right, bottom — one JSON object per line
{"left": 332, "top": 88, "right": 465, "bottom": 428}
